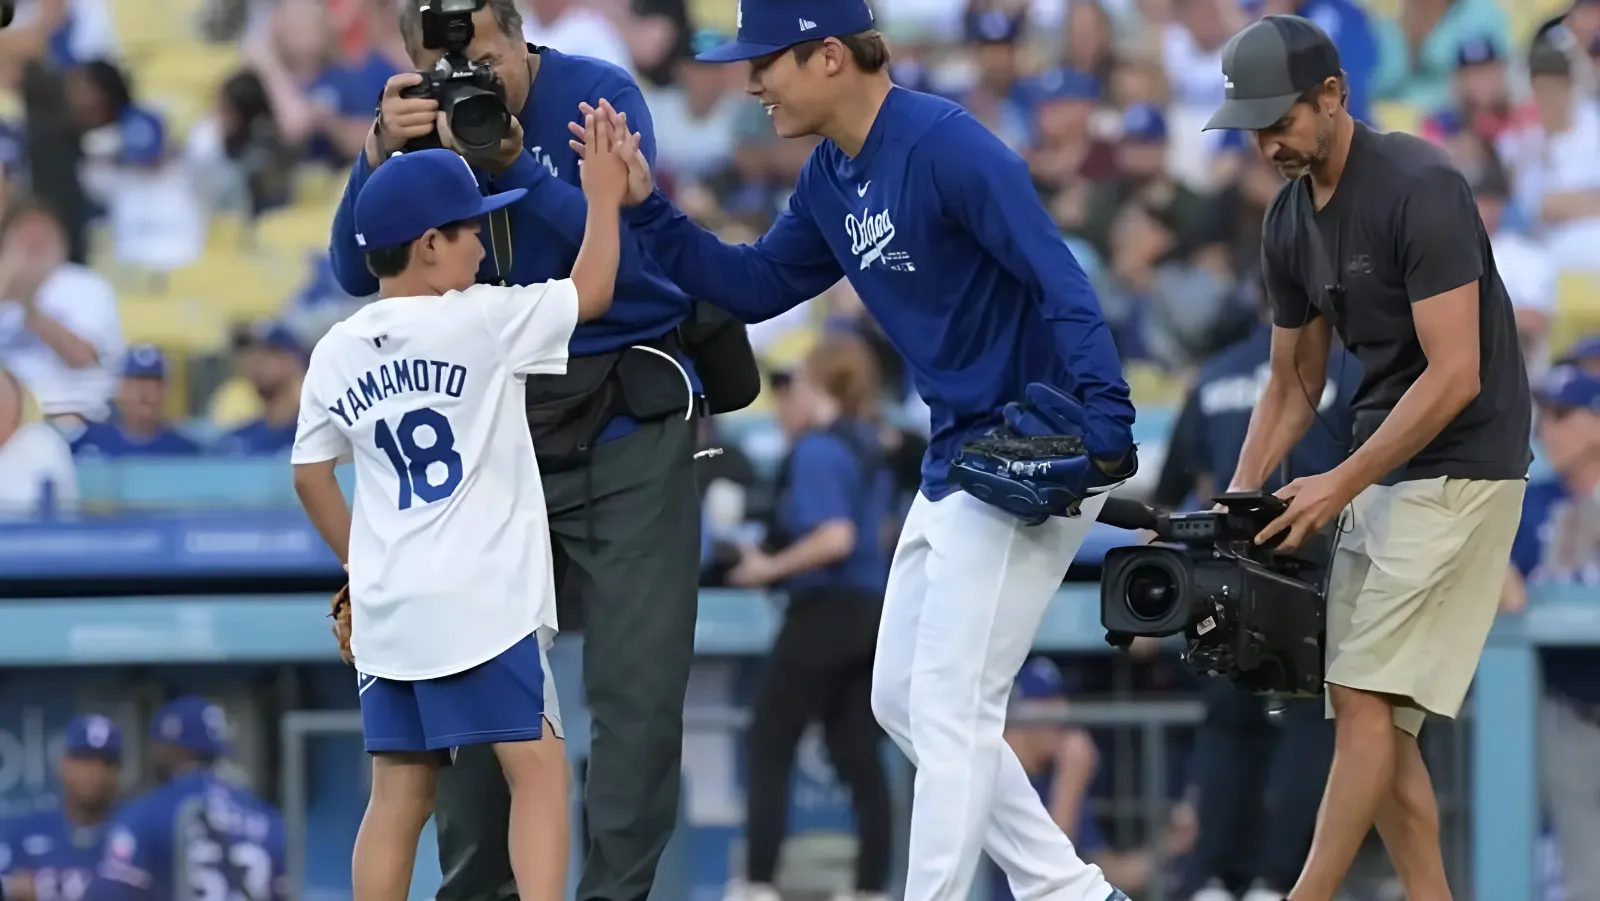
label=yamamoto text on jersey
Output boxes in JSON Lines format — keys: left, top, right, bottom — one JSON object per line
{"left": 326, "top": 358, "right": 469, "bottom": 427}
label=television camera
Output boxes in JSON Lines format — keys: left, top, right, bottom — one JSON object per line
{"left": 1097, "top": 491, "right": 1334, "bottom": 696}
{"left": 400, "top": 0, "right": 511, "bottom": 154}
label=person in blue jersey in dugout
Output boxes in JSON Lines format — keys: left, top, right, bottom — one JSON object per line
{"left": 0, "top": 715, "right": 123, "bottom": 901}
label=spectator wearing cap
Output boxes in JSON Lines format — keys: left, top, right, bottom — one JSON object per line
{"left": 1079, "top": 104, "right": 1220, "bottom": 271}
{"left": 215, "top": 322, "right": 306, "bottom": 456}
{"left": 647, "top": 29, "right": 745, "bottom": 185}
{"left": 84, "top": 696, "right": 287, "bottom": 901}
{"left": 1022, "top": 67, "right": 1117, "bottom": 211}
{"left": 1533, "top": 0, "right": 1600, "bottom": 99}
{"left": 1420, "top": 36, "right": 1536, "bottom": 146}
{"left": 1497, "top": 42, "right": 1600, "bottom": 272}
{"left": 957, "top": 6, "right": 1032, "bottom": 150}
{"left": 0, "top": 197, "right": 123, "bottom": 428}
{"left": 1561, "top": 335, "right": 1600, "bottom": 374}
{"left": 1369, "top": 0, "right": 1510, "bottom": 115}
{"left": 0, "top": 714, "right": 123, "bottom": 901}
{"left": 70, "top": 345, "right": 201, "bottom": 458}
{"left": 1467, "top": 153, "right": 1558, "bottom": 377}
{"left": 1501, "top": 361, "right": 1600, "bottom": 901}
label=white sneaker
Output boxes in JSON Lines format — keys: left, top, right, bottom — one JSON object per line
{"left": 1191, "top": 881, "right": 1236, "bottom": 901}
{"left": 723, "top": 881, "right": 782, "bottom": 901}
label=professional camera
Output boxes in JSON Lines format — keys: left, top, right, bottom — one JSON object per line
{"left": 1098, "top": 491, "right": 1334, "bottom": 696}
{"left": 399, "top": 0, "right": 511, "bottom": 154}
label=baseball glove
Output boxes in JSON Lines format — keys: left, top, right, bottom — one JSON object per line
{"left": 329, "top": 583, "right": 353, "bottom": 665}
{"left": 951, "top": 432, "right": 1110, "bottom": 526}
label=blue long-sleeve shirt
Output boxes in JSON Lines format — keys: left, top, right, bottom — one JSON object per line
{"left": 1298, "top": 0, "right": 1377, "bottom": 125}
{"left": 628, "top": 87, "right": 1134, "bottom": 498}
{"left": 328, "top": 47, "right": 695, "bottom": 358}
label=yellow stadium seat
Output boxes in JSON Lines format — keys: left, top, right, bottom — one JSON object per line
{"left": 119, "top": 292, "right": 229, "bottom": 355}
{"left": 208, "top": 376, "right": 265, "bottom": 430}
{"left": 164, "top": 253, "right": 300, "bottom": 320}
{"left": 1373, "top": 101, "right": 1421, "bottom": 136}
{"left": 757, "top": 327, "right": 821, "bottom": 373}
{"left": 1550, "top": 271, "right": 1600, "bottom": 359}
{"left": 1125, "top": 362, "right": 1188, "bottom": 408}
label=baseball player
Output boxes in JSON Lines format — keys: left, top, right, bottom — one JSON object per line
{"left": 0, "top": 715, "right": 123, "bottom": 901}
{"left": 290, "top": 114, "right": 632, "bottom": 901}
{"left": 569, "top": 4, "right": 1136, "bottom": 899}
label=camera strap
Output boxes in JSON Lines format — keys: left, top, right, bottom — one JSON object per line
{"left": 1291, "top": 176, "right": 1344, "bottom": 332}
{"left": 486, "top": 206, "right": 515, "bottom": 284}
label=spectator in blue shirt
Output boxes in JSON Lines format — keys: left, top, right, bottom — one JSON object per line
{"left": 1504, "top": 360, "right": 1600, "bottom": 901}
{"left": 724, "top": 333, "right": 894, "bottom": 901}
{"left": 0, "top": 715, "right": 122, "bottom": 901}
{"left": 216, "top": 322, "right": 304, "bottom": 457}
{"left": 71, "top": 345, "right": 200, "bottom": 458}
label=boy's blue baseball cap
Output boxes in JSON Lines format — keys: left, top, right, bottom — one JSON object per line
{"left": 697, "top": 0, "right": 876, "bottom": 62}
{"left": 150, "top": 695, "right": 230, "bottom": 757}
{"left": 122, "top": 344, "right": 166, "bottom": 380}
{"left": 354, "top": 148, "right": 526, "bottom": 251}
{"left": 64, "top": 714, "right": 123, "bottom": 761}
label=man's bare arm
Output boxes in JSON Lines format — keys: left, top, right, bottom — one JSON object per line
{"left": 1333, "top": 283, "right": 1481, "bottom": 490}
{"left": 293, "top": 460, "right": 351, "bottom": 564}
{"left": 1228, "top": 316, "right": 1332, "bottom": 491}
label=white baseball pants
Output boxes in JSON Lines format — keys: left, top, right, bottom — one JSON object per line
{"left": 870, "top": 490, "right": 1114, "bottom": 901}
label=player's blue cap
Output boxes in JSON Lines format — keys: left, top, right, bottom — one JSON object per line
{"left": 1122, "top": 103, "right": 1168, "bottom": 143}
{"left": 248, "top": 320, "right": 302, "bottom": 356}
{"left": 1029, "top": 67, "right": 1100, "bottom": 104}
{"left": 150, "top": 695, "right": 230, "bottom": 757}
{"left": 1013, "top": 657, "right": 1068, "bottom": 701}
{"left": 696, "top": 0, "right": 875, "bottom": 62}
{"left": 964, "top": 8, "right": 1024, "bottom": 44}
{"left": 64, "top": 714, "right": 123, "bottom": 761}
{"left": 1559, "top": 335, "right": 1600, "bottom": 364}
{"left": 354, "top": 148, "right": 527, "bottom": 251}
{"left": 1534, "top": 363, "right": 1600, "bottom": 410}
{"left": 122, "top": 344, "right": 166, "bottom": 380}
{"left": 1456, "top": 35, "right": 1500, "bottom": 68}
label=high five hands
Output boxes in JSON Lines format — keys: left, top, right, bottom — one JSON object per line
{"left": 568, "top": 99, "right": 654, "bottom": 206}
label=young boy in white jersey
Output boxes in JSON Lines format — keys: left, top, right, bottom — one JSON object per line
{"left": 290, "top": 113, "right": 634, "bottom": 901}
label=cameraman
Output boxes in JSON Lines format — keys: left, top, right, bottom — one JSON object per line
{"left": 723, "top": 333, "right": 894, "bottom": 901}
{"left": 1205, "top": 17, "right": 1532, "bottom": 901}
{"left": 1157, "top": 287, "right": 1357, "bottom": 901}
{"left": 325, "top": 4, "right": 749, "bottom": 901}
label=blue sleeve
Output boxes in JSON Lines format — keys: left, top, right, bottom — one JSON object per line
{"left": 627, "top": 167, "right": 845, "bottom": 323}
{"left": 1508, "top": 485, "right": 1551, "bottom": 577}
{"left": 1336, "top": 7, "right": 1378, "bottom": 122}
{"left": 927, "top": 116, "right": 1135, "bottom": 459}
{"left": 787, "top": 437, "right": 858, "bottom": 533}
{"left": 329, "top": 152, "right": 381, "bottom": 297}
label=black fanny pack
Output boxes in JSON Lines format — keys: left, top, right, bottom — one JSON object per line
{"left": 524, "top": 333, "right": 697, "bottom": 472}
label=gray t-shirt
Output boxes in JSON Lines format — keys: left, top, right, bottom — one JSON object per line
{"left": 1262, "top": 122, "right": 1532, "bottom": 484}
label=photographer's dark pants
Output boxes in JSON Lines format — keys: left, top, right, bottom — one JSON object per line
{"left": 1183, "top": 679, "right": 1334, "bottom": 896}
{"left": 433, "top": 416, "right": 702, "bottom": 901}
{"left": 745, "top": 590, "right": 891, "bottom": 893}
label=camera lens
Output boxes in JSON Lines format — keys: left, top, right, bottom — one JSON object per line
{"left": 447, "top": 93, "right": 508, "bottom": 152}
{"left": 1124, "top": 564, "right": 1179, "bottom": 621}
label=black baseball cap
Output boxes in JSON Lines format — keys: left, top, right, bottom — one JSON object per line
{"left": 1204, "top": 15, "right": 1343, "bottom": 132}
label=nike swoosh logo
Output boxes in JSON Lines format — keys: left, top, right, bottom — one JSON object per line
{"left": 857, "top": 181, "right": 870, "bottom": 196}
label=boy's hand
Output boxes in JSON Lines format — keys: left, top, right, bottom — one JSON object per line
{"left": 577, "top": 108, "right": 634, "bottom": 209}
{"left": 568, "top": 100, "right": 652, "bottom": 206}
{"left": 330, "top": 583, "right": 353, "bottom": 665}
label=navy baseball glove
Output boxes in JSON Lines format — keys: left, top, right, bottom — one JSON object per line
{"left": 951, "top": 383, "right": 1137, "bottom": 526}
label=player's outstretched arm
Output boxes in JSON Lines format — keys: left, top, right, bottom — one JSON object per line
{"left": 570, "top": 101, "right": 844, "bottom": 324}
{"left": 928, "top": 116, "right": 1134, "bottom": 460}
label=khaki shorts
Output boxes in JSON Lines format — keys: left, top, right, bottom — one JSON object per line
{"left": 1324, "top": 477, "right": 1526, "bottom": 735}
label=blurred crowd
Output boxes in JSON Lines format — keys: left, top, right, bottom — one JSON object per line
{"left": 2, "top": 0, "right": 1600, "bottom": 897}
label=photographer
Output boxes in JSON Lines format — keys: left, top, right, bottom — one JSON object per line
{"left": 1203, "top": 16, "right": 1532, "bottom": 901}
{"left": 1157, "top": 287, "right": 1357, "bottom": 901}
{"left": 325, "top": 3, "right": 754, "bottom": 901}
{"left": 722, "top": 333, "right": 894, "bottom": 901}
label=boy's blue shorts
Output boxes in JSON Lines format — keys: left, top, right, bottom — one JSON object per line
{"left": 357, "top": 631, "right": 562, "bottom": 755}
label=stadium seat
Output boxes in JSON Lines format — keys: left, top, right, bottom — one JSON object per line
{"left": 119, "top": 292, "right": 229, "bottom": 354}
{"left": 251, "top": 203, "right": 342, "bottom": 260}
{"left": 1373, "top": 101, "right": 1422, "bottom": 136}
{"left": 1551, "top": 271, "right": 1600, "bottom": 359}
{"left": 165, "top": 253, "right": 299, "bottom": 320}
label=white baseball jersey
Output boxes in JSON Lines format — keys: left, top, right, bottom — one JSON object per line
{"left": 291, "top": 281, "right": 579, "bottom": 681}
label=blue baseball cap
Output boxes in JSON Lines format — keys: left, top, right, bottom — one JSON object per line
{"left": 247, "top": 320, "right": 302, "bottom": 356}
{"left": 1559, "top": 335, "right": 1600, "bottom": 364}
{"left": 1456, "top": 35, "right": 1500, "bottom": 68}
{"left": 64, "top": 714, "right": 123, "bottom": 762}
{"left": 1122, "top": 103, "right": 1168, "bottom": 143}
{"left": 1028, "top": 67, "right": 1100, "bottom": 104}
{"left": 696, "top": 0, "right": 876, "bottom": 62}
{"left": 122, "top": 343, "right": 166, "bottom": 380}
{"left": 1534, "top": 363, "right": 1600, "bottom": 411}
{"left": 965, "top": 8, "right": 1024, "bottom": 44}
{"left": 354, "top": 148, "right": 527, "bottom": 251}
{"left": 150, "top": 696, "right": 230, "bottom": 757}
{"left": 1013, "top": 657, "right": 1067, "bottom": 701}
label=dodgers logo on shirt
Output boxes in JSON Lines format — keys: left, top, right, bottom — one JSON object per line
{"left": 845, "top": 206, "right": 914, "bottom": 271}
{"left": 528, "top": 146, "right": 559, "bottom": 178}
